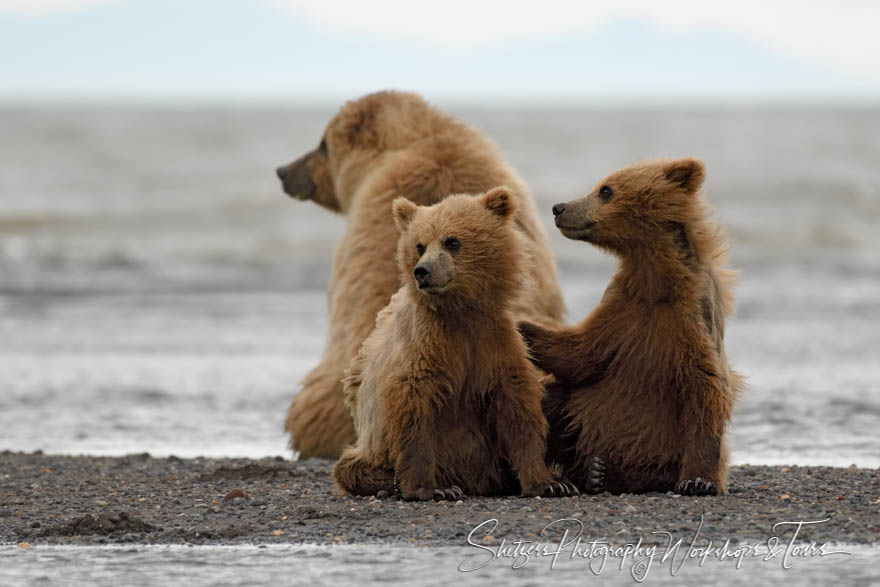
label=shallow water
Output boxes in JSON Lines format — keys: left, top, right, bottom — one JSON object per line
{"left": 1, "top": 544, "right": 877, "bottom": 586}
{"left": 1, "top": 105, "right": 879, "bottom": 466}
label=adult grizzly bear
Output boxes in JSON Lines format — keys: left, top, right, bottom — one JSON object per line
{"left": 333, "top": 187, "right": 576, "bottom": 500}
{"left": 276, "top": 91, "right": 565, "bottom": 458}
{"left": 519, "top": 158, "right": 744, "bottom": 495}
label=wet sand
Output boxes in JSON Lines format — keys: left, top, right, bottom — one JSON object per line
{"left": 2, "top": 451, "right": 877, "bottom": 547}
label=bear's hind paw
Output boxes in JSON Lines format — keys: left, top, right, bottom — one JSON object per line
{"left": 585, "top": 456, "right": 606, "bottom": 494}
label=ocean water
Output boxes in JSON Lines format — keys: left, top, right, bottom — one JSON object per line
{"left": 1, "top": 105, "right": 879, "bottom": 467}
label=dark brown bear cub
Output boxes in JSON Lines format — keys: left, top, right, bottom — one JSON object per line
{"left": 332, "top": 187, "right": 576, "bottom": 500}
{"left": 519, "top": 158, "right": 744, "bottom": 496}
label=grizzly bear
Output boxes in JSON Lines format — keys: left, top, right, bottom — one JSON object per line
{"left": 519, "top": 158, "right": 744, "bottom": 496}
{"left": 332, "top": 187, "right": 576, "bottom": 500}
{"left": 276, "top": 91, "right": 565, "bottom": 459}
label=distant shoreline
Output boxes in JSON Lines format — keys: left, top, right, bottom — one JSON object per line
{"left": 2, "top": 451, "right": 876, "bottom": 547}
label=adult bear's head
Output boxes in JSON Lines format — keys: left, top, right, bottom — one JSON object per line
{"left": 275, "top": 91, "right": 439, "bottom": 213}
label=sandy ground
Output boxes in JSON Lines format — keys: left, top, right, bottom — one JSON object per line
{"left": 2, "top": 451, "right": 877, "bottom": 547}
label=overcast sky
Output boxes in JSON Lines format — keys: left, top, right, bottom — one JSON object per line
{"left": 2, "top": 0, "right": 878, "bottom": 103}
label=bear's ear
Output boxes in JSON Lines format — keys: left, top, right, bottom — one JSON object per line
{"left": 663, "top": 158, "right": 705, "bottom": 194}
{"left": 481, "top": 186, "right": 518, "bottom": 220}
{"left": 392, "top": 197, "right": 419, "bottom": 231}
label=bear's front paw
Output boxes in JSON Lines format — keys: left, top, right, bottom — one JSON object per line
{"left": 524, "top": 480, "right": 579, "bottom": 498}
{"left": 403, "top": 485, "right": 464, "bottom": 502}
{"left": 432, "top": 485, "right": 464, "bottom": 501}
{"left": 675, "top": 477, "right": 718, "bottom": 496}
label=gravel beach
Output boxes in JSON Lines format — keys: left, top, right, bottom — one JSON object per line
{"left": 2, "top": 451, "right": 877, "bottom": 548}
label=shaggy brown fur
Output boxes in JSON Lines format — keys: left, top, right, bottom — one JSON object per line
{"left": 277, "top": 91, "right": 565, "bottom": 459}
{"left": 332, "top": 188, "right": 576, "bottom": 500}
{"left": 519, "top": 158, "right": 744, "bottom": 496}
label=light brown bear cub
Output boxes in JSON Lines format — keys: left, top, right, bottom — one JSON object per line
{"left": 333, "top": 187, "right": 576, "bottom": 500}
{"left": 519, "top": 158, "right": 744, "bottom": 496}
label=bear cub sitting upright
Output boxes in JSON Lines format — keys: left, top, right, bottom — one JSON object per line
{"left": 333, "top": 186, "right": 576, "bottom": 500}
{"left": 520, "top": 158, "right": 744, "bottom": 496}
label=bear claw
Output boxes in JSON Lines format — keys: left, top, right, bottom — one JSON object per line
{"left": 538, "top": 481, "right": 579, "bottom": 498}
{"left": 675, "top": 477, "right": 718, "bottom": 496}
{"left": 433, "top": 485, "right": 464, "bottom": 501}
{"left": 403, "top": 485, "right": 463, "bottom": 501}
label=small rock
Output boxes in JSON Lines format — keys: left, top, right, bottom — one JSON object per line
{"left": 250, "top": 499, "right": 267, "bottom": 507}
{"left": 376, "top": 490, "right": 390, "bottom": 499}
{"left": 223, "top": 489, "right": 249, "bottom": 502}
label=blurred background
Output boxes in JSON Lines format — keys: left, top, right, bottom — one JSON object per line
{"left": 1, "top": 0, "right": 878, "bottom": 465}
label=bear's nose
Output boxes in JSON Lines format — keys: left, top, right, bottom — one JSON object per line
{"left": 276, "top": 166, "right": 287, "bottom": 180}
{"left": 552, "top": 203, "right": 566, "bottom": 217}
{"left": 413, "top": 263, "right": 431, "bottom": 285}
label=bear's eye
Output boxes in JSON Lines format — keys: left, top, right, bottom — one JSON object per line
{"left": 416, "top": 243, "right": 426, "bottom": 256}
{"left": 443, "top": 237, "right": 461, "bottom": 252}
{"left": 319, "top": 138, "right": 328, "bottom": 154}
{"left": 599, "top": 185, "right": 613, "bottom": 202}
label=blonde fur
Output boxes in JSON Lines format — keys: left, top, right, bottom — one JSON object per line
{"left": 278, "top": 92, "right": 565, "bottom": 458}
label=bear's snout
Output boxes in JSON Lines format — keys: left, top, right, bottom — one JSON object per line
{"left": 413, "top": 263, "right": 432, "bottom": 288}
{"left": 277, "top": 149, "right": 319, "bottom": 202}
{"left": 552, "top": 196, "right": 599, "bottom": 241}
